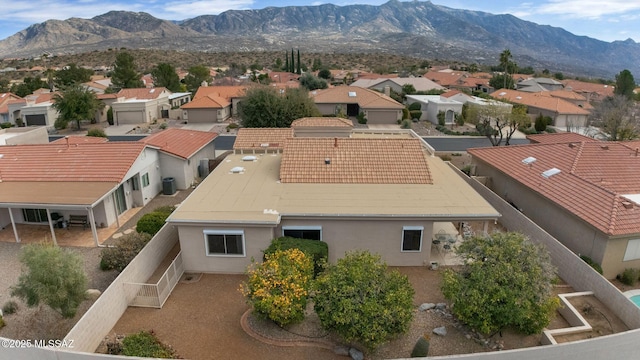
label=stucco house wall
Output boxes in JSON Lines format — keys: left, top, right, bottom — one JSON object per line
{"left": 473, "top": 158, "right": 633, "bottom": 279}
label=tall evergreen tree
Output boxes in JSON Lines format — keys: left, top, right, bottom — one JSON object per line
{"left": 111, "top": 52, "right": 143, "bottom": 90}
{"left": 284, "top": 52, "right": 289, "bottom": 72}
{"left": 614, "top": 69, "right": 636, "bottom": 99}
{"left": 291, "top": 48, "right": 295, "bottom": 73}
{"left": 151, "top": 63, "right": 181, "bottom": 92}
{"left": 297, "top": 49, "right": 301, "bottom": 75}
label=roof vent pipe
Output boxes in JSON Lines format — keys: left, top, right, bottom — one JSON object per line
{"left": 325, "top": 158, "right": 331, "bottom": 165}
{"left": 65, "top": 136, "right": 70, "bottom": 149}
{"left": 334, "top": 138, "right": 338, "bottom": 148}
{"left": 636, "top": 148, "right": 639, "bottom": 157}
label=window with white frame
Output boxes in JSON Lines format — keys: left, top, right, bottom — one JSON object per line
{"left": 282, "top": 226, "right": 322, "bottom": 241}
{"left": 402, "top": 226, "right": 423, "bottom": 252}
{"left": 204, "top": 230, "right": 245, "bottom": 256}
{"left": 623, "top": 239, "right": 640, "bottom": 261}
{"left": 141, "top": 173, "right": 150, "bottom": 187}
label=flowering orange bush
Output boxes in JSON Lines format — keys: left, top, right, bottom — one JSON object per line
{"left": 240, "top": 248, "right": 313, "bottom": 326}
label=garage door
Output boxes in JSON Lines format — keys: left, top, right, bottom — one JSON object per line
{"left": 25, "top": 114, "right": 46, "bottom": 126}
{"left": 366, "top": 110, "right": 399, "bottom": 124}
{"left": 116, "top": 111, "right": 144, "bottom": 125}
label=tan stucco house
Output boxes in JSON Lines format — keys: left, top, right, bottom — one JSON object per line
{"left": 111, "top": 87, "right": 171, "bottom": 125}
{"left": 181, "top": 86, "right": 246, "bottom": 123}
{"left": 469, "top": 135, "right": 640, "bottom": 279}
{"left": 168, "top": 124, "right": 499, "bottom": 274}
{"left": 139, "top": 128, "right": 217, "bottom": 190}
{"left": 310, "top": 86, "right": 404, "bottom": 124}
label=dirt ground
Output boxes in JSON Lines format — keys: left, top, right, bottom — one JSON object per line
{"left": 101, "top": 266, "right": 630, "bottom": 360}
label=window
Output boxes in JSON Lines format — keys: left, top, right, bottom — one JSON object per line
{"left": 282, "top": 226, "right": 322, "bottom": 241}
{"left": 623, "top": 239, "right": 640, "bottom": 261}
{"left": 22, "top": 208, "right": 48, "bottom": 223}
{"left": 402, "top": 226, "right": 423, "bottom": 252}
{"left": 131, "top": 176, "right": 140, "bottom": 191}
{"left": 204, "top": 230, "right": 245, "bottom": 256}
{"left": 141, "top": 173, "right": 150, "bottom": 187}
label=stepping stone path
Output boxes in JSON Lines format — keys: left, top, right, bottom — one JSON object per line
{"left": 112, "top": 233, "right": 123, "bottom": 239}
{"left": 123, "top": 228, "right": 135, "bottom": 235}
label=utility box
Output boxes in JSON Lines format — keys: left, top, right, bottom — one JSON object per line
{"left": 162, "top": 177, "right": 176, "bottom": 195}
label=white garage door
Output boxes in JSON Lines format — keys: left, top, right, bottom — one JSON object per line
{"left": 367, "top": 110, "right": 398, "bottom": 124}
{"left": 117, "top": 111, "right": 144, "bottom": 125}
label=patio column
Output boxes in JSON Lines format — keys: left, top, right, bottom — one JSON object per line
{"left": 8, "top": 208, "right": 20, "bottom": 243}
{"left": 45, "top": 209, "right": 58, "bottom": 246}
{"left": 483, "top": 221, "right": 489, "bottom": 236}
{"left": 87, "top": 208, "right": 99, "bottom": 247}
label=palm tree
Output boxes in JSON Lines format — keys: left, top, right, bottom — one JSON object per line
{"left": 499, "top": 49, "right": 512, "bottom": 89}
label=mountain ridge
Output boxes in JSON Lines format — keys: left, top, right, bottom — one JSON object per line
{"left": 0, "top": 0, "right": 638, "bottom": 78}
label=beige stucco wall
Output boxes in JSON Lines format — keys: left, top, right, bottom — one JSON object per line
{"left": 177, "top": 224, "right": 275, "bottom": 273}
{"left": 293, "top": 128, "right": 352, "bottom": 137}
{"left": 0, "top": 126, "right": 48, "bottom": 145}
{"left": 473, "top": 158, "right": 631, "bottom": 279}
{"left": 316, "top": 103, "right": 339, "bottom": 115}
{"left": 158, "top": 154, "right": 190, "bottom": 190}
{"left": 277, "top": 218, "right": 434, "bottom": 266}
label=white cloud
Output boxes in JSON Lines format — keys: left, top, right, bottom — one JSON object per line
{"left": 530, "top": 0, "right": 640, "bottom": 19}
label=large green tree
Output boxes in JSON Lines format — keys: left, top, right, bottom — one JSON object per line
{"left": 151, "top": 63, "right": 181, "bottom": 92}
{"left": 614, "top": 69, "right": 636, "bottom": 99}
{"left": 442, "top": 232, "right": 560, "bottom": 336}
{"left": 238, "top": 86, "right": 320, "bottom": 128}
{"left": 184, "top": 65, "right": 212, "bottom": 94}
{"left": 299, "top": 73, "right": 328, "bottom": 91}
{"left": 10, "top": 76, "right": 47, "bottom": 97}
{"left": 489, "top": 73, "right": 514, "bottom": 90}
{"left": 313, "top": 251, "right": 415, "bottom": 351}
{"left": 11, "top": 243, "right": 88, "bottom": 318}
{"left": 111, "top": 52, "right": 143, "bottom": 90}
{"left": 52, "top": 85, "right": 103, "bottom": 129}
{"left": 55, "top": 63, "right": 93, "bottom": 88}
{"left": 498, "top": 49, "right": 515, "bottom": 89}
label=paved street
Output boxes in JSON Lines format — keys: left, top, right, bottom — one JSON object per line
{"left": 214, "top": 135, "right": 530, "bottom": 152}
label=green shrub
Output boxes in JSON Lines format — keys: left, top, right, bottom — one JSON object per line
{"left": 136, "top": 212, "right": 169, "bottom": 236}
{"left": 122, "top": 331, "right": 177, "bottom": 358}
{"left": 87, "top": 128, "right": 107, "bottom": 138}
{"left": 546, "top": 127, "right": 557, "bottom": 133}
{"left": 437, "top": 111, "right": 445, "bottom": 126}
{"left": 400, "top": 119, "right": 412, "bottom": 129}
{"left": 461, "top": 165, "right": 472, "bottom": 176}
{"left": 153, "top": 206, "right": 176, "bottom": 216}
{"left": 356, "top": 111, "right": 367, "bottom": 124}
{"left": 2, "top": 300, "right": 18, "bottom": 315}
{"left": 0, "top": 316, "right": 4, "bottom": 329}
{"left": 241, "top": 249, "right": 313, "bottom": 326}
{"left": 159, "top": 123, "right": 167, "bottom": 130}
{"left": 0, "top": 122, "right": 13, "bottom": 129}
{"left": 620, "top": 268, "right": 640, "bottom": 286}
{"left": 580, "top": 255, "right": 603, "bottom": 275}
{"left": 439, "top": 154, "right": 452, "bottom": 161}
{"left": 313, "top": 251, "right": 415, "bottom": 351}
{"left": 411, "top": 335, "right": 430, "bottom": 357}
{"left": 107, "top": 108, "right": 113, "bottom": 125}
{"left": 264, "top": 237, "right": 328, "bottom": 277}
{"left": 409, "top": 110, "right": 422, "bottom": 120}
{"left": 100, "top": 232, "right": 152, "bottom": 272}
{"left": 408, "top": 102, "right": 422, "bottom": 111}
{"left": 402, "top": 108, "right": 410, "bottom": 119}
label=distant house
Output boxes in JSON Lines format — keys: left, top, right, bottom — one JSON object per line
{"left": 291, "top": 117, "right": 353, "bottom": 137}
{"left": 423, "top": 70, "right": 466, "bottom": 88}
{"left": 561, "top": 80, "right": 615, "bottom": 102}
{"left": 7, "top": 91, "right": 58, "bottom": 127}
{"left": 516, "top": 78, "right": 564, "bottom": 92}
{"left": 405, "top": 94, "right": 463, "bottom": 124}
{"left": 139, "top": 128, "right": 217, "bottom": 189}
{"left": 491, "top": 89, "right": 590, "bottom": 129}
{"left": 310, "top": 86, "right": 403, "bottom": 124}
{"left": 168, "top": 126, "right": 499, "bottom": 274}
{"left": 0, "top": 93, "right": 22, "bottom": 124}
{"left": 469, "top": 137, "right": 640, "bottom": 279}
{"left": 111, "top": 87, "right": 171, "bottom": 125}
{"left": 351, "top": 77, "right": 444, "bottom": 93}
{"left": 181, "top": 86, "right": 246, "bottom": 123}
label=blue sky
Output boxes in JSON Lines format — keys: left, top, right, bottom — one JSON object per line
{"left": 0, "top": 0, "right": 638, "bottom": 43}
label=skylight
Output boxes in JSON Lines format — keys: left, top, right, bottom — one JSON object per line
{"left": 541, "top": 168, "right": 561, "bottom": 178}
{"left": 522, "top": 157, "right": 536, "bottom": 165}
{"left": 149, "top": 89, "right": 155, "bottom": 93}
{"left": 348, "top": 91, "right": 357, "bottom": 97}
{"left": 622, "top": 194, "right": 640, "bottom": 205}
{"left": 230, "top": 166, "right": 245, "bottom": 174}
{"left": 242, "top": 156, "right": 257, "bottom": 162}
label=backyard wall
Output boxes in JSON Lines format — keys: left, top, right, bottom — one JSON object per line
{"left": 65, "top": 225, "right": 178, "bottom": 353}
{"left": 453, "top": 164, "right": 640, "bottom": 330}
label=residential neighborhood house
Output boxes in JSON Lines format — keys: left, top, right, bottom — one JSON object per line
{"left": 469, "top": 134, "right": 640, "bottom": 279}
{"left": 181, "top": 86, "right": 246, "bottom": 123}
{"left": 310, "top": 86, "right": 404, "bottom": 124}
{"left": 167, "top": 123, "right": 500, "bottom": 273}
{"left": 111, "top": 87, "right": 171, "bottom": 125}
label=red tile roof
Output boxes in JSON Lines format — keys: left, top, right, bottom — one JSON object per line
{"left": 291, "top": 117, "right": 353, "bottom": 128}
{"left": 192, "top": 86, "right": 246, "bottom": 101}
{"left": 561, "top": 80, "right": 615, "bottom": 100}
{"left": 491, "top": 89, "right": 590, "bottom": 115}
{"left": 423, "top": 71, "right": 465, "bottom": 87}
{"left": 233, "top": 128, "right": 294, "bottom": 150}
{"left": 117, "top": 87, "right": 168, "bottom": 100}
{"left": 0, "top": 142, "right": 146, "bottom": 182}
{"left": 526, "top": 133, "right": 600, "bottom": 144}
{"left": 181, "top": 93, "right": 229, "bottom": 109}
{"left": 469, "top": 142, "right": 640, "bottom": 236}
{"left": 280, "top": 138, "right": 432, "bottom": 184}
{"left": 311, "top": 86, "right": 403, "bottom": 109}
{"left": 140, "top": 128, "right": 217, "bottom": 159}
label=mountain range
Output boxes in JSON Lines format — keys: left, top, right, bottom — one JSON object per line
{"left": 1, "top": 0, "right": 639, "bottom": 78}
